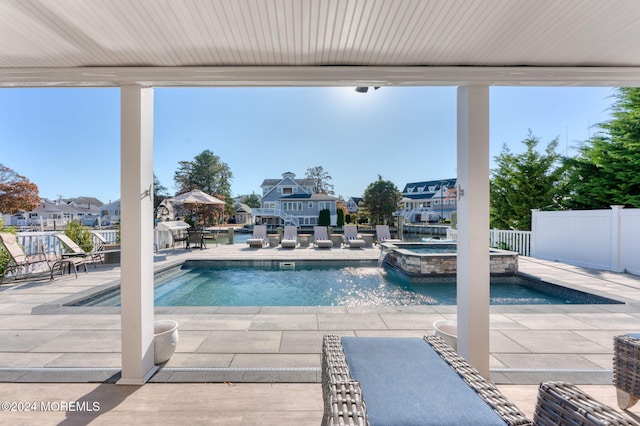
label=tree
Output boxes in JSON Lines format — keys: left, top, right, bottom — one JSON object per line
{"left": 360, "top": 176, "right": 402, "bottom": 225}
{"left": 318, "top": 208, "right": 331, "bottom": 226}
{"left": 0, "top": 164, "right": 40, "bottom": 214}
{"left": 174, "top": 149, "right": 233, "bottom": 216}
{"left": 336, "top": 208, "right": 345, "bottom": 227}
{"left": 563, "top": 88, "right": 640, "bottom": 209}
{"left": 153, "top": 173, "right": 170, "bottom": 212}
{"left": 305, "top": 166, "right": 335, "bottom": 195}
{"left": 490, "top": 131, "right": 565, "bottom": 230}
{"left": 243, "top": 193, "right": 261, "bottom": 208}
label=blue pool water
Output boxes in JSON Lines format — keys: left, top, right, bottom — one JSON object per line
{"left": 72, "top": 261, "right": 621, "bottom": 307}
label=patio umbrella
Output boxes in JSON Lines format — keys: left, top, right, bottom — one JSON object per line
{"left": 167, "top": 189, "right": 225, "bottom": 226}
{"left": 167, "top": 189, "right": 225, "bottom": 206}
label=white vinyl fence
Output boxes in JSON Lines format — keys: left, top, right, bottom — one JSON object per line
{"left": 446, "top": 228, "right": 531, "bottom": 256}
{"left": 531, "top": 206, "right": 640, "bottom": 274}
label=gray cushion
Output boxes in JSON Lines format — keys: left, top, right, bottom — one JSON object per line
{"left": 341, "top": 337, "right": 506, "bottom": 426}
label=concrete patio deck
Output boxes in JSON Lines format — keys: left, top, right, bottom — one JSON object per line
{"left": 1, "top": 242, "right": 640, "bottom": 423}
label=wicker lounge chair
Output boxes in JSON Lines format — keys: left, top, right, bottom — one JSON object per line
{"left": 614, "top": 334, "right": 640, "bottom": 410}
{"left": 343, "top": 225, "right": 365, "bottom": 248}
{"left": 322, "top": 334, "right": 633, "bottom": 426}
{"left": 281, "top": 226, "right": 298, "bottom": 248}
{"left": 246, "top": 225, "right": 267, "bottom": 248}
{"left": 375, "top": 225, "right": 401, "bottom": 244}
{"left": 313, "top": 226, "right": 333, "bottom": 248}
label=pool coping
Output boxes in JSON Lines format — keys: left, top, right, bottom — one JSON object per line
{"left": 31, "top": 258, "right": 629, "bottom": 315}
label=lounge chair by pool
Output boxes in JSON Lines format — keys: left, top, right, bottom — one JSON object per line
{"left": 281, "top": 226, "right": 298, "bottom": 248}
{"left": 313, "top": 226, "right": 333, "bottom": 248}
{"left": 376, "top": 224, "right": 401, "bottom": 244}
{"left": 246, "top": 225, "right": 267, "bottom": 248}
{"left": 322, "top": 334, "right": 633, "bottom": 426}
{"left": 343, "top": 225, "right": 365, "bottom": 248}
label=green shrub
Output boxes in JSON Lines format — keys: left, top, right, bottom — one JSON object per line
{"left": 0, "top": 220, "right": 17, "bottom": 277}
{"left": 337, "top": 209, "right": 345, "bottom": 227}
{"left": 65, "top": 220, "right": 94, "bottom": 252}
{"left": 493, "top": 241, "right": 512, "bottom": 251}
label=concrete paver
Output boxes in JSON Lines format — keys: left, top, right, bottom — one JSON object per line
{"left": 0, "top": 244, "right": 639, "bottom": 388}
{"left": 1, "top": 245, "right": 640, "bottom": 423}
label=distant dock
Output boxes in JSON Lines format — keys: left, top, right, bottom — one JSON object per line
{"left": 402, "top": 223, "right": 449, "bottom": 236}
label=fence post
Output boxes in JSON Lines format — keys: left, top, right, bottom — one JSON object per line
{"left": 530, "top": 209, "right": 539, "bottom": 257}
{"left": 610, "top": 205, "right": 624, "bottom": 272}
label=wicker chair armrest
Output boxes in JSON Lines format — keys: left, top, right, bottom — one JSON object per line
{"left": 424, "top": 335, "right": 532, "bottom": 426}
{"left": 322, "top": 335, "right": 368, "bottom": 426}
{"left": 534, "top": 382, "right": 635, "bottom": 426}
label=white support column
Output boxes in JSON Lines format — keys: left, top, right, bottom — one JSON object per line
{"left": 118, "top": 85, "right": 156, "bottom": 385}
{"left": 456, "top": 86, "right": 490, "bottom": 378}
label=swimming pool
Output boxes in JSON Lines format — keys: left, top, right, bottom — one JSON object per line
{"left": 71, "top": 260, "right": 622, "bottom": 307}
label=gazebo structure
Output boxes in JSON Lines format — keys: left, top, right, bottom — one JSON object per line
{"left": 1, "top": 0, "right": 640, "bottom": 385}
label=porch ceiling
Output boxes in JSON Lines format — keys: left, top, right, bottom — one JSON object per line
{"left": 1, "top": 0, "right": 640, "bottom": 87}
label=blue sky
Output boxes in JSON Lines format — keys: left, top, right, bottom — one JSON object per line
{"left": 0, "top": 86, "right": 615, "bottom": 204}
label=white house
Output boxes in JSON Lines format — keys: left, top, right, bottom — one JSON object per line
{"left": 399, "top": 178, "right": 457, "bottom": 223}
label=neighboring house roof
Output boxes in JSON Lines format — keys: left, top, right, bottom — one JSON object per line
{"left": 261, "top": 178, "right": 315, "bottom": 187}
{"left": 403, "top": 193, "right": 437, "bottom": 201}
{"left": 64, "top": 196, "right": 104, "bottom": 207}
{"left": 280, "top": 193, "right": 338, "bottom": 201}
{"left": 235, "top": 203, "right": 252, "bottom": 214}
{"left": 348, "top": 197, "right": 362, "bottom": 204}
{"left": 402, "top": 178, "right": 457, "bottom": 194}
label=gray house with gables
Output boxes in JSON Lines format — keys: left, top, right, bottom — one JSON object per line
{"left": 252, "top": 172, "right": 338, "bottom": 226}
{"left": 399, "top": 178, "right": 457, "bottom": 223}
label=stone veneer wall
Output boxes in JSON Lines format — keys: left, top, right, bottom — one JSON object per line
{"left": 384, "top": 249, "right": 518, "bottom": 276}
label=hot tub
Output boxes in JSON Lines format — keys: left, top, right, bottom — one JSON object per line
{"left": 380, "top": 242, "right": 518, "bottom": 276}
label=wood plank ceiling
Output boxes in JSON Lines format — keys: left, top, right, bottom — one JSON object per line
{"left": 1, "top": 0, "right": 640, "bottom": 86}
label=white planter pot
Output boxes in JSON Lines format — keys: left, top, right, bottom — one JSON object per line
{"left": 154, "top": 320, "right": 179, "bottom": 365}
{"left": 433, "top": 320, "right": 457, "bottom": 351}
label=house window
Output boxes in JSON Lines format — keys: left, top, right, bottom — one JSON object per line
{"left": 319, "top": 201, "right": 332, "bottom": 211}
{"left": 310, "top": 217, "right": 317, "bottom": 225}
{"left": 282, "top": 187, "right": 293, "bottom": 195}
{"left": 264, "top": 202, "right": 275, "bottom": 209}
{"left": 308, "top": 202, "right": 313, "bottom": 208}
{"left": 283, "top": 202, "right": 302, "bottom": 211}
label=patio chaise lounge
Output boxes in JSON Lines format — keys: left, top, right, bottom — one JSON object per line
{"left": 343, "top": 225, "right": 365, "bottom": 248}
{"left": 313, "top": 226, "right": 333, "bottom": 248}
{"left": 0, "top": 233, "right": 81, "bottom": 283}
{"left": 246, "top": 225, "right": 267, "bottom": 248}
{"left": 375, "top": 224, "right": 401, "bottom": 245}
{"left": 322, "top": 334, "right": 633, "bottom": 426}
{"left": 280, "top": 225, "right": 298, "bottom": 248}
{"left": 55, "top": 233, "right": 100, "bottom": 269}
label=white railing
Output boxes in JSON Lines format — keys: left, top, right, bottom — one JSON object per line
{"left": 251, "top": 208, "right": 299, "bottom": 226}
{"left": 16, "top": 230, "right": 118, "bottom": 256}
{"left": 489, "top": 229, "right": 531, "bottom": 256}
{"left": 445, "top": 228, "right": 531, "bottom": 256}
